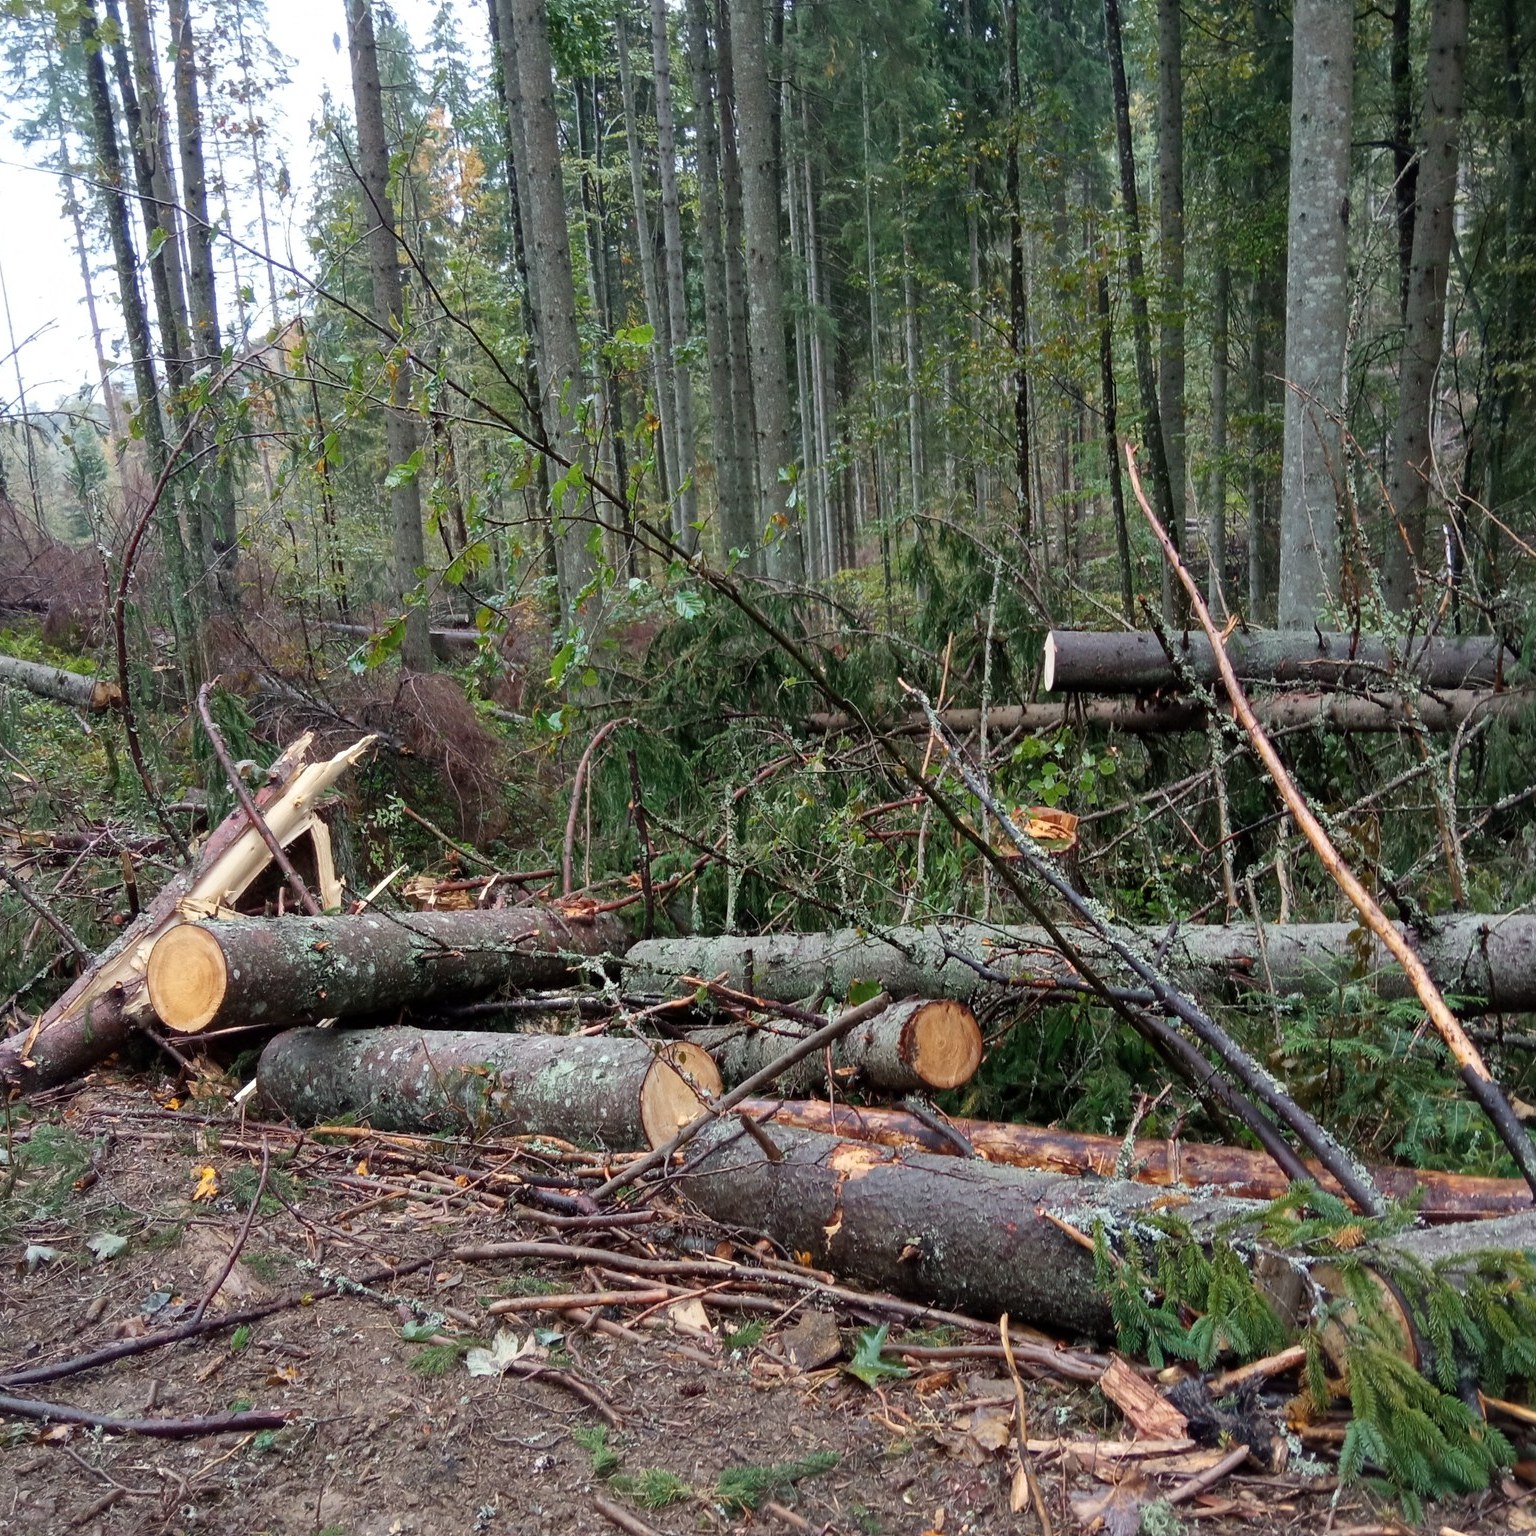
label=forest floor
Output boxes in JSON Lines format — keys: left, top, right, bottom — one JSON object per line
{"left": 0, "top": 1075, "right": 1527, "bottom": 1536}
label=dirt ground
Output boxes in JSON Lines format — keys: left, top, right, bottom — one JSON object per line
{"left": 0, "top": 1075, "right": 1528, "bottom": 1536}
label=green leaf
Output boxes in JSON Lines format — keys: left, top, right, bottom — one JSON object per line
{"left": 842, "top": 1326, "right": 908, "bottom": 1387}
{"left": 383, "top": 448, "right": 424, "bottom": 489}
{"left": 845, "top": 979, "right": 883, "bottom": 1008}
{"left": 672, "top": 586, "right": 706, "bottom": 620}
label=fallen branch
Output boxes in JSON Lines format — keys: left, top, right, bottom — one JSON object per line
{"left": 0, "top": 1392, "right": 286, "bottom": 1438}
{"left": 1128, "top": 443, "right": 1536, "bottom": 1197}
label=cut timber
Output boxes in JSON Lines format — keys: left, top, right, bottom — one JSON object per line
{"left": 257, "top": 1025, "right": 721, "bottom": 1148}
{"left": 0, "top": 652, "right": 119, "bottom": 712}
{"left": 808, "top": 688, "right": 1533, "bottom": 736}
{"left": 319, "top": 622, "right": 480, "bottom": 662}
{"left": 1042, "top": 629, "right": 1517, "bottom": 693}
{"left": 147, "top": 905, "right": 627, "bottom": 1034}
{"left": 676, "top": 1121, "right": 1536, "bottom": 1347}
{"left": 685, "top": 999, "right": 982, "bottom": 1095}
{"left": 0, "top": 734, "right": 371, "bottom": 1094}
{"left": 737, "top": 1100, "right": 1533, "bottom": 1222}
{"left": 625, "top": 913, "right": 1536, "bottom": 1015}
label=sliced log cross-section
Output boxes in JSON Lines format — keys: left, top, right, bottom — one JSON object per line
{"left": 0, "top": 652, "right": 120, "bottom": 712}
{"left": 147, "top": 906, "right": 627, "bottom": 1034}
{"left": 1042, "top": 629, "right": 1517, "bottom": 694}
{"left": 685, "top": 998, "right": 982, "bottom": 1095}
{"left": 740, "top": 1100, "right": 1533, "bottom": 1222}
{"left": 257, "top": 1025, "right": 721, "bottom": 1148}
{"left": 625, "top": 913, "right": 1536, "bottom": 1015}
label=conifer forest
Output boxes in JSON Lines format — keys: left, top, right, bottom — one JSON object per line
{"left": 3, "top": 0, "right": 1536, "bottom": 1527}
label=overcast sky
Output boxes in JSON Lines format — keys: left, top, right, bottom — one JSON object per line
{"left": 0, "top": 0, "right": 483, "bottom": 409}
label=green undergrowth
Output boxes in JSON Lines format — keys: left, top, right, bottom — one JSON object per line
{"left": 1094, "top": 1184, "right": 1536, "bottom": 1515}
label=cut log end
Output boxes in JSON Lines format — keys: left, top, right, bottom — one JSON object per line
{"left": 907, "top": 1000, "right": 985, "bottom": 1089}
{"left": 1042, "top": 631, "right": 1060, "bottom": 694}
{"left": 639, "top": 1042, "right": 722, "bottom": 1148}
{"left": 145, "top": 924, "right": 228, "bottom": 1034}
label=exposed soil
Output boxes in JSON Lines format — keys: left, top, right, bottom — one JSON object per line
{"left": 0, "top": 1074, "right": 1527, "bottom": 1536}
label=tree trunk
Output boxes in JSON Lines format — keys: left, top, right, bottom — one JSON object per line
{"left": 344, "top": 0, "right": 432, "bottom": 672}
{"left": 168, "top": 0, "right": 239, "bottom": 606}
{"left": 1042, "top": 629, "right": 1513, "bottom": 693}
{"left": 147, "top": 906, "right": 627, "bottom": 1034}
{"left": 1383, "top": 0, "right": 1470, "bottom": 610}
{"left": 809, "top": 689, "right": 1530, "bottom": 737}
{"left": 686, "top": 0, "right": 747, "bottom": 555}
{"left": 740, "top": 1099, "right": 1533, "bottom": 1222}
{"left": 257, "top": 1025, "right": 719, "bottom": 1149}
{"left": 1102, "top": 0, "right": 1181, "bottom": 607}
{"left": 651, "top": 0, "right": 699, "bottom": 551}
{"left": 0, "top": 654, "right": 120, "bottom": 711}
{"left": 677, "top": 1121, "right": 1536, "bottom": 1345}
{"left": 624, "top": 910, "right": 1536, "bottom": 1015}
{"left": 728, "top": 0, "right": 800, "bottom": 578}
{"left": 1209, "top": 262, "right": 1230, "bottom": 615}
{"left": 508, "top": 0, "right": 596, "bottom": 619}
{"left": 1157, "top": 0, "right": 1187, "bottom": 620}
{"left": 1004, "top": 0, "right": 1031, "bottom": 535}
{"left": 1277, "top": 0, "right": 1353, "bottom": 628}
{"left": 683, "top": 998, "right": 982, "bottom": 1096}
{"left": 1098, "top": 268, "right": 1135, "bottom": 623}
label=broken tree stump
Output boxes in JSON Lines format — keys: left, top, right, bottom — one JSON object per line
{"left": 684, "top": 998, "right": 982, "bottom": 1095}
{"left": 257, "top": 1025, "right": 721, "bottom": 1148}
{"left": 737, "top": 1100, "right": 1534, "bottom": 1222}
{"left": 0, "top": 733, "right": 369, "bottom": 1094}
{"left": 624, "top": 913, "right": 1536, "bottom": 1015}
{"left": 0, "top": 652, "right": 120, "bottom": 712}
{"left": 146, "top": 905, "right": 628, "bottom": 1034}
{"left": 1041, "top": 629, "right": 1517, "bottom": 694}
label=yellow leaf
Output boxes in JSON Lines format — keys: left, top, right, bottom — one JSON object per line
{"left": 191, "top": 1165, "right": 219, "bottom": 1201}
{"left": 354, "top": 1159, "right": 370, "bottom": 1178}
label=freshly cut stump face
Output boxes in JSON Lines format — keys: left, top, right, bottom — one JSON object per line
{"left": 145, "top": 924, "right": 228, "bottom": 1034}
{"left": 906, "top": 1000, "right": 984, "bottom": 1089}
{"left": 640, "top": 1041, "right": 722, "bottom": 1147}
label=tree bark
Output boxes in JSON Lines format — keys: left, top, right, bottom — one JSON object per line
{"left": 510, "top": 0, "right": 597, "bottom": 618}
{"left": 1209, "top": 262, "right": 1230, "bottom": 615}
{"left": 1098, "top": 269, "right": 1135, "bottom": 622}
{"left": 1157, "top": 0, "right": 1187, "bottom": 616}
{"left": 651, "top": 0, "right": 699, "bottom": 551}
{"left": 740, "top": 1099, "right": 1533, "bottom": 1222}
{"left": 1277, "top": 0, "right": 1353, "bottom": 628}
{"left": 1004, "top": 0, "right": 1031, "bottom": 536}
{"left": 625, "top": 910, "right": 1536, "bottom": 1015}
{"left": 147, "top": 906, "right": 627, "bottom": 1034}
{"left": 1383, "top": 0, "right": 1470, "bottom": 610}
{"left": 257, "top": 1025, "right": 720, "bottom": 1149}
{"left": 1042, "top": 629, "right": 1514, "bottom": 693}
{"left": 809, "top": 689, "right": 1530, "bottom": 737}
{"left": 344, "top": 0, "right": 432, "bottom": 672}
{"left": 0, "top": 654, "right": 119, "bottom": 711}
{"left": 676, "top": 1121, "right": 1536, "bottom": 1344}
{"left": 684, "top": 998, "right": 982, "bottom": 1096}
{"left": 1102, "top": 0, "right": 1181, "bottom": 615}
{"left": 728, "top": 0, "right": 800, "bottom": 578}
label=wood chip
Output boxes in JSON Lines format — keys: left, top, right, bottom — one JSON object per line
{"left": 1098, "top": 1355, "right": 1190, "bottom": 1440}
{"left": 781, "top": 1311, "right": 843, "bottom": 1372}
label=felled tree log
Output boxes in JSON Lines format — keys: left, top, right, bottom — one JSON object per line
{"left": 685, "top": 999, "right": 982, "bottom": 1095}
{"left": 147, "top": 905, "right": 627, "bottom": 1034}
{"left": 0, "top": 652, "right": 119, "bottom": 711}
{"left": 0, "top": 733, "right": 368, "bottom": 1094}
{"left": 257, "top": 1025, "right": 720, "bottom": 1149}
{"left": 809, "top": 688, "right": 1532, "bottom": 736}
{"left": 625, "top": 913, "right": 1536, "bottom": 1015}
{"left": 738, "top": 1100, "right": 1532, "bottom": 1222}
{"left": 677, "top": 1121, "right": 1536, "bottom": 1345}
{"left": 319, "top": 622, "right": 481, "bottom": 662}
{"left": 1042, "top": 630, "right": 1517, "bottom": 693}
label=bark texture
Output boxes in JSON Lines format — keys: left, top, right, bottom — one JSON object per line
{"left": 257, "top": 1025, "right": 719, "bottom": 1148}
{"left": 1383, "top": 0, "right": 1470, "bottom": 609}
{"left": 809, "top": 687, "right": 1533, "bottom": 737}
{"left": 740, "top": 1100, "right": 1533, "bottom": 1222}
{"left": 1042, "top": 629, "right": 1515, "bottom": 693}
{"left": 1278, "top": 0, "right": 1353, "bottom": 627}
{"left": 344, "top": 0, "right": 431, "bottom": 671}
{"left": 625, "top": 912, "right": 1536, "bottom": 1015}
{"left": 0, "top": 654, "right": 119, "bottom": 712}
{"left": 148, "top": 906, "right": 626, "bottom": 1033}
{"left": 684, "top": 998, "right": 982, "bottom": 1096}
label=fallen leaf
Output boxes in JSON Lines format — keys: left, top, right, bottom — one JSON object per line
{"left": 268, "top": 1365, "right": 301, "bottom": 1386}
{"left": 782, "top": 1311, "right": 842, "bottom": 1372}
{"left": 465, "top": 1328, "right": 543, "bottom": 1377}
{"left": 86, "top": 1232, "right": 127, "bottom": 1263}
{"left": 667, "top": 1298, "right": 713, "bottom": 1338}
{"left": 967, "top": 1405, "right": 1014, "bottom": 1453}
{"left": 191, "top": 1165, "right": 219, "bottom": 1202}
{"left": 354, "top": 1159, "right": 370, "bottom": 1178}
{"left": 23, "top": 1244, "right": 59, "bottom": 1272}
